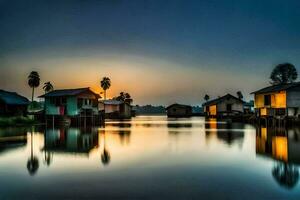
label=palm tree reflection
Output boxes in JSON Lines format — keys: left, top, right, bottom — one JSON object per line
{"left": 43, "top": 150, "right": 53, "bottom": 166}
{"left": 101, "top": 132, "right": 110, "bottom": 165}
{"left": 27, "top": 130, "right": 39, "bottom": 176}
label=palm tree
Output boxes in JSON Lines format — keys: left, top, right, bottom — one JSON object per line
{"left": 28, "top": 71, "right": 40, "bottom": 102}
{"left": 100, "top": 77, "right": 111, "bottom": 100}
{"left": 270, "top": 63, "right": 298, "bottom": 85}
{"left": 204, "top": 94, "right": 210, "bottom": 102}
{"left": 237, "top": 91, "right": 243, "bottom": 100}
{"left": 43, "top": 82, "right": 54, "bottom": 94}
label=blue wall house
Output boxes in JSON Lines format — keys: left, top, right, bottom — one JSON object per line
{"left": 39, "top": 88, "right": 102, "bottom": 125}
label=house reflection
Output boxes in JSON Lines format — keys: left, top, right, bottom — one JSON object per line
{"left": 168, "top": 122, "right": 192, "bottom": 135}
{"left": 43, "top": 127, "right": 99, "bottom": 159}
{"left": 256, "top": 126, "right": 300, "bottom": 189}
{"left": 205, "top": 119, "right": 244, "bottom": 146}
{"left": 102, "top": 122, "right": 131, "bottom": 145}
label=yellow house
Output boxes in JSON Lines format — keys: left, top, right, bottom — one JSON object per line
{"left": 252, "top": 82, "right": 300, "bottom": 117}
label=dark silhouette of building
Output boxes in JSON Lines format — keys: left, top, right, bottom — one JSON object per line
{"left": 0, "top": 90, "right": 29, "bottom": 116}
{"left": 166, "top": 103, "right": 192, "bottom": 117}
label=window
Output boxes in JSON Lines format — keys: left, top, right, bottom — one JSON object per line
{"left": 85, "top": 99, "right": 91, "bottom": 105}
{"left": 83, "top": 99, "right": 91, "bottom": 106}
{"left": 264, "top": 95, "right": 271, "bottom": 106}
{"left": 226, "top": 104, "right": 232, "bottom": 111}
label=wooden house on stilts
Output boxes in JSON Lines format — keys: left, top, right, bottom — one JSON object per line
{"left": 39, "top": 88, "right": 104, "bottom": 126}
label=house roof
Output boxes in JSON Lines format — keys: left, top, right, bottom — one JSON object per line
{"left": 39, "top": 87, "right": 100, "bottom": 98}
{"left": 166, "top": 103, "right": 192, "bottom": 110}
{"left": 202, "top": 94, "right": 244, "bottom": 107}
{"left": 100, "top": 99, "right": 123, "bottom": 105}
{"left": 0, "top": 90, "right": 29, "bottom": 105}
{"left": 251, "top": 82, "right": 300, "bottom": 94}
{"left": 100, "top": 99, "right": 131, "bottom": 106}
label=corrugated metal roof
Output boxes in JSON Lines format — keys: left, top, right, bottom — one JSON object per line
{"left": 0, "top": 90, "right": 29, "bottom": 105}
{"left": 251, "top": 82, "right": 300, "bottom": 94}
{"left": 39, "top": 88, "right": 100, "bottom": 98}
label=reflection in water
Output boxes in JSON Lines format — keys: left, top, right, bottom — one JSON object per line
{"left": 44, "top": 127, "right": 99, "bottom": 154}
{"left": 273, "top": 162, "right": 299, "bottom": 189}
{"left": 256, "top": 126, "right": 300, "bottom": 189}
{"left": 27, "top": 129, "right": 39, "bottom": 176}
{"left": 2, "top": 117, "right": 300, "bottom": 199}
{"left": 0, "top": 127, "right": 27, "bottom": 153}
{"left": 205, "top": 119, "right": 244, "bottom": 147}
{"left": 168, "top": 120, "right": 193, "bottom": 135}
{"left": 101, "top": 132, "right": 110, "bottom": 165}
{"left": 102, "top": 122, "right": 131, "bottom": 145}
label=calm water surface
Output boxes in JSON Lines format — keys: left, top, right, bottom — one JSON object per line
{"left": 0, "top": 116, "right": 300, "bottom": 199}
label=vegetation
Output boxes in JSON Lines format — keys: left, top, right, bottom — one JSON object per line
{"left": 43, "top": 81, "right": 54, "bottom": 93}
{"left": 133, "top": 105, "right": 166, "bottom": 115}
{"left": 0, "top": 116, "right": 36, "bottom": 127}
{"left": 204, "top": 94, "right": 210, "bottom": 102}
{"left": 28, "top": 101, "right": 44, "bottom": 112}
{"left": 270, "top": 63, "right": 298, "bottom": 85}
{"left": 100, "top": 77, "right": 111, "bottom": 100}
{"left": 237, "top": 91, "right": 243, "bottom": 99}
{"left": 114, "top": 92, "right": 132, "bottom": 104}
{"left": 28, "top": 71, "right": 40, "bottom": 102}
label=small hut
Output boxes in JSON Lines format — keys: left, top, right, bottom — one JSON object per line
{"left": 166, "top": 103, "right": 192, "bottom": 117}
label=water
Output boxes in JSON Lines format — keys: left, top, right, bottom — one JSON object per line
{"left": 0, "top": 116, "right": 299, "bottom": 199}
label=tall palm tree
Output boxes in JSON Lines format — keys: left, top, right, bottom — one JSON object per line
{"left": 43, "top": 82, "right": 54, "bottom": 94}
{"left": 100, "top": 77, "right": 111, "bottom": 100}
{"left": 28, "top": 71, "right": 40, "bottom": 102}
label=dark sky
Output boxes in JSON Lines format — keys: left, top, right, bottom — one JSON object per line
{"left": 1, "top": 0, "right": 300, "bottom": 105}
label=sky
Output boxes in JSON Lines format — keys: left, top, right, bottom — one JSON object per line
{"left": 1, "top": 0, "right": 300, "bottom": 105}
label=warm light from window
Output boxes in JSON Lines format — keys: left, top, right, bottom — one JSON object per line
{"left": 209, "top": 105, "right": 217, "bottom": 116}
{"left": 260, "top": 108, "right": 267, "bottom": 116}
